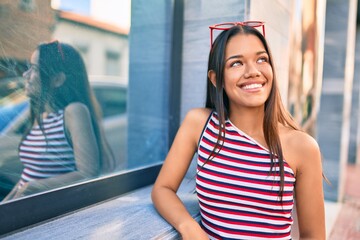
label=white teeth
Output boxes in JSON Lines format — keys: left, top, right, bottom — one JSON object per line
{"left": 242, "top": 83, "right": 262, "bottom": 90}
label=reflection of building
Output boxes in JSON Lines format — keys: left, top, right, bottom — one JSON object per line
{"left": 0, "top": 0, "right": 129, "bottom": 84}
{"left": 53, "top": 10, "right": 129, "bottom": 84}
{"left": 0, "top": 0, "right": 56, "bottom": 78}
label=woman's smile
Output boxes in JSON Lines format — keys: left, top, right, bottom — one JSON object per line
{"left": 239, "top": 81, "right": 266, "bottom": 91}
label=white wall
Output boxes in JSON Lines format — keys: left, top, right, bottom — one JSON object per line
{"left": 53, "top": 21, "right": 129, "bottom": 85}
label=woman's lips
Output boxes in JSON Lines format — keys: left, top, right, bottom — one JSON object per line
{"left": 240, "top": 83, "right": 264, "bottom": 90}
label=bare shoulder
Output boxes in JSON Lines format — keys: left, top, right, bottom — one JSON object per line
{"left": 280, "top": 126, "right": 321, "bottom": 173}
{"left": 64, "top": 102, "right": 91, "bottom": 119}
{"left": 284, "top": 128, "right": 319, "bottom": 152}
{"left": 184, "top": 108, "right": 212, "bottom": 125}
{"left": 179, "top": 108, "right": 212, "bottom": 146}
{"left": 64, "top": 102, "right": 92, "bottom": 132}
{"left": 182, "top": 107, "right": 212, "bottom": 134}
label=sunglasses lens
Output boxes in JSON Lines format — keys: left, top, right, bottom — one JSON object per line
{"left": 214, "top": 23, "right": 236, "bottom": 29}
{"left": 243, "top": 21, "right": 263, "bottom": 27}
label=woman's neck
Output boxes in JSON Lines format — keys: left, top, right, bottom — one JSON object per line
{"left": 44, "top": 103, "right": 59, "bottom": 114}
{"left": 228, "top": 106, "right": 265, "bottom": 137}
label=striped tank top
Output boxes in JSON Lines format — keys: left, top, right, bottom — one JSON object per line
{"left": 196, "top": 112, "right": 296, "bottom": 240}
{"left": 19, "top": 110, "right": 76, "bottom": 185}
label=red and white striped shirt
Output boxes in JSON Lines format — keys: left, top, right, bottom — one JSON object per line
{"left": 19, "top": 110, "right": 76, "bottom": 185}
{"left": 196, "top": 112, "right": 295, "bottom": 240}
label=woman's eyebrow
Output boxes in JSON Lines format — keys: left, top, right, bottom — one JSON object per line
{"left": 225, "top": 51, "right": 268, "bottom": 62}
{"left": 225, "top": 54, "right": 243, "bottom": 62}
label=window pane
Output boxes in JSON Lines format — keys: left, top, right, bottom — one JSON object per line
{"left": 0, "top": 0, "right": 172, "bottom": 203}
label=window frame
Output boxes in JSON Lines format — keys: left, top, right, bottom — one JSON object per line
{"left": 0, "top": 0, "right": 184, "bottom": 236}
{"left": 0, "top": 163, "right": 162, "bottom": 235}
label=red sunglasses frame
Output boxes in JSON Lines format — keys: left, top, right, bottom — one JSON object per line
{"left": 209, "top": 21, "right": 265, "bottom": 48}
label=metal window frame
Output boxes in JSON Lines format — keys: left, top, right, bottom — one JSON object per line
{"left": 0, "top": 164, "right": 162, "bottom": 236}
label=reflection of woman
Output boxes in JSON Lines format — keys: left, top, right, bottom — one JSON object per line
{"left": 152, "top": 23, "right": 325, "bottom": 239}
{"left": 4, "top": 40, "right": 114, "bottom": 201}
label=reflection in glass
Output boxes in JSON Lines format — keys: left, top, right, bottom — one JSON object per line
{"left": 2, "top": 40, "right": 117, "bottom": 201}
{"left": 0, "top": 0, "right": 130, "bottom": 201}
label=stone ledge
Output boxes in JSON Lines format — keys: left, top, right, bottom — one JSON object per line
{"left": 2, "top": 178, "right": 199, "bottom": 240}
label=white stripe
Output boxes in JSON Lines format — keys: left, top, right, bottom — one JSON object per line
{"left": 20, "top": 145, "right": 73, "bottom": 152}
{"left": 21, "top": 139, "right": 69, "bottom": 146}
{"left": 30, "top": 125, "right": 64, "bottom": 135}
{"left": 23, "top": 164, "right": 75, "bottom": 172}
{"left": 19, "top": 152, "right": 74, "bottom": 160}
{"left": 21, "top": 159, "right": 75, "bottom": 166}
{"left": 200, "top": 138, "right": 271, "bottom": 163}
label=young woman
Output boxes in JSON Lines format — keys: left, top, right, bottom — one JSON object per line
{"left": 4, "top": 40, "right": 114, "bottom": 201}
{"left": 152, "top": 23, "right": 325, "bottom": 239}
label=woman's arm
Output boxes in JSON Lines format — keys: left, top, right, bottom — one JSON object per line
{"left": 151, "top": 108, "right": 210, "bottom": 240}
{"left": 2, "top": 182, "right": 21, "bottom": 201}
{"left": 293, "top": 132, "right": 326, "bottom": 240}
{"left": 63, "top": 102, "right": 100, "bottom": 176}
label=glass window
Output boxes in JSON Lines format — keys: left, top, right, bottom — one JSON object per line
{"left": 0, "top": 0, "right": 178, "bottom": 234}
{"left": 105, "top": 51, "right": 121, "bottom": 75}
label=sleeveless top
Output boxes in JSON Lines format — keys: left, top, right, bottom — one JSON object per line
{"left": 196, "top": 112, "right": 296, "bottom": 240}
{"left": 19, "top": 110, "right": 76, "bottom": 186}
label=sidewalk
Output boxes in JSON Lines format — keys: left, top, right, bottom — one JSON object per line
{"left": 328, "top": 164, "right": 360, "bottom": 239}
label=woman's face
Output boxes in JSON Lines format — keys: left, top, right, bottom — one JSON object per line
{"left": 23, "top": 50, "right": 41, "bottom": 98}
{"left": 223, "top": 33, "right": 273, "bottom": 111}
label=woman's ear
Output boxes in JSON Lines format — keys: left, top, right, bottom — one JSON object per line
{"left": 208, "top": 70, "right": 216, "bottom": 87}
{"left": 53, "top": 72, "right": 66, "bottom": 88}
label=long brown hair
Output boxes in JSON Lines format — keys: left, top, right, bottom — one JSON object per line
{"left": 205, "top": 25, "right": 299, "bottom": 199}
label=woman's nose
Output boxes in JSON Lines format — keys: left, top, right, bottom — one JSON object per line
{"left": 244, "top": 64, "right": 261, "bottom": 78}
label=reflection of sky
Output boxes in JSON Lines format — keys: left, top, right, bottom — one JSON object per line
{"left": 52, "top": 0, "right": 130, "bottom": 29}
{"left": 56, "top": 0, "right": 90, "bottom": 15}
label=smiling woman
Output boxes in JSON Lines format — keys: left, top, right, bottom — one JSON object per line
{"left": 152, "top": 22, "right": 326, "bottom": 240}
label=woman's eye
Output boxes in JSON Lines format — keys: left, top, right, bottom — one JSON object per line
{"left": 257, "top": 57, "right": 268, "bottom": 63}
{"left": 230, "top": 61, "right": 242, "bottom": 67}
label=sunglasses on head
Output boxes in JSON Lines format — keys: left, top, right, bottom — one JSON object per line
{"left": 49, "top": 40, "right": 65, "bottom": 61}
{"left": 209, "top": 21, "right": 265, "bottom": 48}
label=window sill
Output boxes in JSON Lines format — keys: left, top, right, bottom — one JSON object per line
{"left": 1, "top": 177, "right": 199, "bottom": 240}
